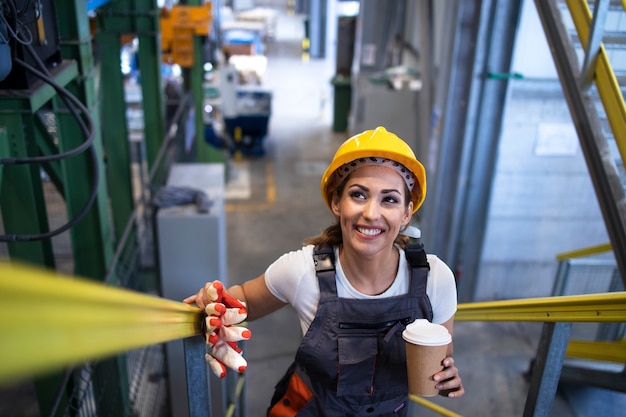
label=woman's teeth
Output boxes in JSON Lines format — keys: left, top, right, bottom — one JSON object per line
{"left": 357, "top": 227, "right": 382, "bottom": 236}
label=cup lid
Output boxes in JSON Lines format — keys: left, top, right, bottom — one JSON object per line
{"left": 402, "top": 319, "right": 451, "bottom": 346}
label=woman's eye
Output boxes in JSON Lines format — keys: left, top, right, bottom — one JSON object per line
{"left": 383, "top": 196, "right": 399, "bottom": 204}
{"left": 349, "top": 191, "right": 366, "bottom": 199}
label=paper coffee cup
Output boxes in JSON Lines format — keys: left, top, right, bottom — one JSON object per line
{"left": 402, "top": 319, "right": 452, "bottom": 397}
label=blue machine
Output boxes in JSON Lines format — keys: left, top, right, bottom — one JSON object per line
{"left": 221, "top": 88, "right": 272, "bottom": 156}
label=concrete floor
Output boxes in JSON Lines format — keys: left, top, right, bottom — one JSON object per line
{"left": 222, "top": 8, "right": 626, "bottom": 417}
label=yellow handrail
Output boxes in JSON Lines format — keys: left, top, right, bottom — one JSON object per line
{"left": 0, "top": 262, "right": 203, "bottom": 385}
{"left": 409, "top": 395, "right": 463, "bottom": 417}
{"left": 225, "top": 374, "right": 247, "bottom": 417}
{"left": 455, "top": 292, "right": 626, "bottom": 322}
{"left": 1, "top": 268, "right": 623, "bottom": 416}
{"left": 566, "top": 339, "right": 626, "bottom": 363}
{"left": 556, "top": 242, "right": 612, "bottom": 260}
{"left": 566, "top": 0, "right": 626, "bottom": 168}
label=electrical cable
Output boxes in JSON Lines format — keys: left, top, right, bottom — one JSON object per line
{"left": 0, "top": 40, "right": 99, "bottom": 241}
{"left": 19, "top": 0, "right": 34, "bottom": 14}
{"left": 11, "top": 10, "right": 93, "bottom": 148}
{"left": 0, "top": 7, "right": 95, "bottom": 164}
{"left": 0, "top": 4, "right": 9, "bottom": 44}
{"left": 18, "top": 0, "right": 41, "bottom": 25}
{"left": 0, "top": 3, "right": 11, "bottom": 82}
{"left": 22, "top": 39, "right": 93, "bottom": 157}
{"left": 0, "top": 0, "right": 33, "bottom": 46}
{"left": 0, "top": 61, "right": 95, "bottom": 163}
{"left": 0, "top": 59, "right": 99, "bottom": 242}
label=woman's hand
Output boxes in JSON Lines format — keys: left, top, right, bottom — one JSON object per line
{"left": 184, "top": 275, "right": 286, "bottom": 322}
{"left": 434, "top": 356, "right": 464, "bottom": 398}
{"left": 183, "top": 281, "right": 250, "bottom": 379}
{"left": 183, "top": 281, "right": 218, "bottom": 311}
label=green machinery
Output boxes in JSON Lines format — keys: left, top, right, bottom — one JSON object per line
{"left": 0, "top": 1, "right": 223, "bottom": 415}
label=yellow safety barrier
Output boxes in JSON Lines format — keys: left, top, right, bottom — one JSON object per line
{"left": 455, "top": 291, "right": 626, "bottom": 322}
{"left": 0, "top": 262, "right": 202, "bottom": 385}
{"left": 566, "top": 339, "right": 626, "bottom": 363}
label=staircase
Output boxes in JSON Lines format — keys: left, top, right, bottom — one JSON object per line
{"left": 536, "top": 0, "right": 626, "bottom": 287}
{"left": 534, "top": 0, "right": 626, "bottom": 400}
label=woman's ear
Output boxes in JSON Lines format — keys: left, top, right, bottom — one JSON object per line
{"left": 331, "top": 192, "right": 341, "bottom": 217}
{"left": 403, "top": 202, "right": 414, "bottom": 226}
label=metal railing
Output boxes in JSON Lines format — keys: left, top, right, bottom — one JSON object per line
{"left": 0, "top": 259, "right": 246, "bottom": 417}
{"left": 0, "top": 262, "right": 201, "bottom": 384}
{"left": 552, "top": 243, "right": 613, "bottom": 297}
{"left": 455, "top": 291, "right": 626, "bottom": 323}
{"left": 553, "top": 243, "right": 624, "bottom": 360}
{"left": 456, "top": 292, "right": 625, "bottom": 417}
{"left": 540, "top": 0, "right": 626, "bottom": 286}
{"left": 4, "top": 261, "right": 622, "bottom": 417}
{"left": 566, "top": 0, "right": 626, "bottom": 169}
{"left": 411, "top": 246, "right": 624, "bottom": 417}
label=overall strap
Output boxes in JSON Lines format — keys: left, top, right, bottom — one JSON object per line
{"left": 313, "top": 245, "right": 337, "bottom": 298}
{"left": 405, "top": 242, "right": 434, "bottom": 321}
{"left": 405, "top": 242, "right": 430, "bottom": 270}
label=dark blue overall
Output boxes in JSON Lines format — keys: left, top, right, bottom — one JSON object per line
{"left": 268, "top": 243, "right": 434, "bottom": 417}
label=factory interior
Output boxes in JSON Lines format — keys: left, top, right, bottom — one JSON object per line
{"left": 0, "top": 0, "right": 625, "bottom": 416}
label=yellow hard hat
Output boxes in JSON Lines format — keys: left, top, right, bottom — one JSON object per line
{"left": 321, "top": 126, "right": 427, "bottom": 213}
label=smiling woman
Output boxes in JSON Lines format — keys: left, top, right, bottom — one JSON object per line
{"left": 331, "top": 164, "right": 412, "bottom": 278}
{"left": 184, "top": 126, "right": 464, "bottom": 417}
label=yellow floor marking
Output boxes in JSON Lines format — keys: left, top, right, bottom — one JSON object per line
{"left": 226, "top": 161, "right": 276, "bottom": 212}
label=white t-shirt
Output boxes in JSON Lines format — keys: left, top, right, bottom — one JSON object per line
{"left": 265, "top": 245, "right": 458, "bottom": 336}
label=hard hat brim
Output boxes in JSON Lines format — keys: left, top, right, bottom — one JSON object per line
{"left": 320, "top": 128, "right": 427, "bottom": 214}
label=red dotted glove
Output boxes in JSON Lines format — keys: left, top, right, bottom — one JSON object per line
{"left": 203, "top": 281, "right": 251, "bottom": 378}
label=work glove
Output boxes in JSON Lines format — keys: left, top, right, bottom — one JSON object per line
{"left": 203, "top": 281, "right": 251, "bottom": 378}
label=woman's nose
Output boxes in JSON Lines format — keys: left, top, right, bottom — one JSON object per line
{"left": 363, "top": 200, "right": 381, "bottom": 219}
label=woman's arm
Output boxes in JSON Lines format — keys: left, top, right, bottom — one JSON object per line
{"left": 183, "top": 274, "right": 287, "bottom": 321}
{"left": 229, "top": 275, "right": 287, "bottom": 320}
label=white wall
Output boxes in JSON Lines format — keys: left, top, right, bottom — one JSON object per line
{"left": 511, "top": 0, "right": 559, "bottom": 79}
